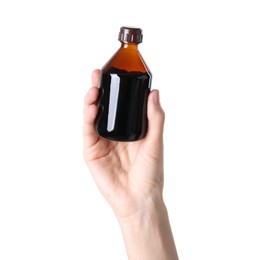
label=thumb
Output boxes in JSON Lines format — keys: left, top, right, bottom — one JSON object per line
{"left": 145, "top": 89, "right": 165, "bottom": 145}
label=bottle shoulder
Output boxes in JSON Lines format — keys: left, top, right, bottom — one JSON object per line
{"left": 102, "top": 46, "right": 151, "bottom": 74}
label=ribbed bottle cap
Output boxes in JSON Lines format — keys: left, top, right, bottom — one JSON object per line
{"left": 118, "top": 26, "right": 143, "bottom": 44}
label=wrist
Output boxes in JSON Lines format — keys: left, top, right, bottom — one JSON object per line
{"left": 113, "top": 188, "right": 164, "bottom": 222}
{"left": 117, "top": 195, "right": 166, "bottom": 228}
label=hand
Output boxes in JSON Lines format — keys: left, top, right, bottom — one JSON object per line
{"left": 83, "top": 69, "right": 178, "bottom": 260}
{"left": 83, "top": 69, "right": 165, "bottom": 219}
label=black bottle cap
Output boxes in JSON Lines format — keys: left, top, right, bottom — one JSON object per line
{"left": 118, "top": 26, "right": 143, "bottom": 44}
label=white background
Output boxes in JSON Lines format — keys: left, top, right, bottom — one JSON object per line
{"left": 0, "top": 0, "right": 260, "bottom": 259}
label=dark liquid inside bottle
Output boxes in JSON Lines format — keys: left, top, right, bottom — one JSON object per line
{"left": 96, "top": 67, "right": 151, "bottom": 141}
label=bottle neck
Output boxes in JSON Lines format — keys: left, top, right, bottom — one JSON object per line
{"left": 120, "top": 42, "right": 139, "bottom": 50}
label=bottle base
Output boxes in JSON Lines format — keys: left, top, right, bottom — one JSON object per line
{"left": 97, "top": 132, "right": 146, "bottom": 142}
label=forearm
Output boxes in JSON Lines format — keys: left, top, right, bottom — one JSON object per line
{"left": 118, "top": 197, "right": 178, "bottom": 260}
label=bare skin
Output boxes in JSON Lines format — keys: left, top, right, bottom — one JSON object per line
{"left": 83, "top": 69, "right": 178, "bottom": 260}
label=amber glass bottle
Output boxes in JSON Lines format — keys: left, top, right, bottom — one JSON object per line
{"left": 96, "top": 26, "right": 152, "bottom": 141}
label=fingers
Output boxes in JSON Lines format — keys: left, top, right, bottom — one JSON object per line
{"left": 84, "top": 87, "right": 99, "bottom": 106}
{"left": 145, "top": 90, "right": 165, "bottom": 145}
{"left": 92, "top": 69, "right": 101, "bottom": 87}
{"left": 83, "top": 70, "right": 101, "bottom": 149}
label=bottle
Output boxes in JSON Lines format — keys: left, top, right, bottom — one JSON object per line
{"left": 95, "top": 26, "right": 152, "bottom": 141}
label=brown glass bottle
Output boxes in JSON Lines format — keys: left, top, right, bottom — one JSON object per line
{"left": 95, "top": 26, "right": 152, "bottom": 141}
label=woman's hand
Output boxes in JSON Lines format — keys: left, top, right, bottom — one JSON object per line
{"left": 83, "top": 69, "right": 165, "bottom": 219}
